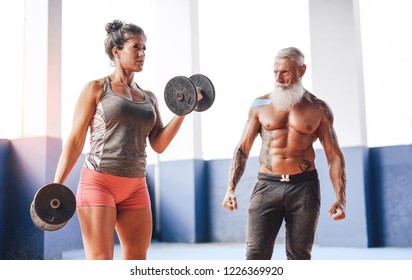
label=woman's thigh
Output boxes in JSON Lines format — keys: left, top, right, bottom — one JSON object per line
{"left": 77, "top": 206, "right": 117, "bottom": 259}
{"left": 115, "top": 207, "right": 153, "bottom": 260}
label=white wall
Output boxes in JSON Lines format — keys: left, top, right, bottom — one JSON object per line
{"left": 359, "top": 0, "right": 412, "bottom": 147}
{"left": 309, "top": 0, "right": 366, "bottom": 147}
{"left": 0, "top": 0, "right": 24, "bottom": 139}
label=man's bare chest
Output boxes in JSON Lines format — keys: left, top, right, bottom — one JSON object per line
{"left": 258, "top": 107, "right": 322, "bottom": 135}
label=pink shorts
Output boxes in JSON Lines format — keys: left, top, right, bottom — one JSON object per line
{"left": 76, "top": 167, "right": 151, "bottom": 210}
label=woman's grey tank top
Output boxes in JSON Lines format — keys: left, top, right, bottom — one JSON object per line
{"left": 84, "top": 76, "right": 156, "bottom": 178}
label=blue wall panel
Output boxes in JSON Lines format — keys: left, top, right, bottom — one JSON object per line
{"left": 4, "top": 137, "right": 51, "bottom": 259}
{"left": 194, "top": 159, "right": 209, "bottom": 242}
{"left": 159, "top": 160, "right": 196, "bottom": 242}
{"left": 0, "top": 139, "right": 10, "bottom": 259}
{"left": 369, "top": 145, "right": 412, "bottom": 247}
{"left": 2, "top": 137, "right": 84, "bottom": 259}
{"left": 158, "top": 159, "right": 209, "bottom": 243}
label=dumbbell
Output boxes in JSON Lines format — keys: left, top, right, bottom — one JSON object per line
{"left": 164, "top": 74, "right": 215, "bottom": 116}
{"left": 30, "top": 183, "right": 76, "bottom": 231}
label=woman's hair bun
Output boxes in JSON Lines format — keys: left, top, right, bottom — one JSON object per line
{"left": 105, "top": 19, "right": 124, "bottom": 35}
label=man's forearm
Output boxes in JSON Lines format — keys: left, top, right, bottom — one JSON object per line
{"left": 227, "top": 148, "right": 248, "bottom": 192}
{"left": 330, "top": 159, "right": 346, "bottom": 207}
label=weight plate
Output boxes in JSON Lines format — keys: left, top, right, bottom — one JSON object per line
{"left": 30, "top": 183, "right": 76, "bottom": 231}
{"left": 189, "top": 74, "right": 215, "bottom": 112}
{"left": 30, "top": 202, "right": 67, "bottom": 231}
{"left": 164, "top": 76, "right": 197, "bottom": 116}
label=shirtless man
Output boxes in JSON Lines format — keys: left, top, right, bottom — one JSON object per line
{"left": 222, "top": 47, "right": 346, "bottom": 260}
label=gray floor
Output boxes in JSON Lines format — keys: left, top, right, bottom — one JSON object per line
{"left": 62, "top": 241, "right": 412, "bottom": 260}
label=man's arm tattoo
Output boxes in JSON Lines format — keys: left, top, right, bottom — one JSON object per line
{"left": 228, "top": 149, "right": 248, "bottom": 191}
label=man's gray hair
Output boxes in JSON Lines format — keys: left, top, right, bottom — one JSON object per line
{"left": 275, "top": 47, "right": 305, "bottom": 66}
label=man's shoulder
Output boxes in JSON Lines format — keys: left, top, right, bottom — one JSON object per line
{"left": 302, "top": 90, "right": 334, "bottom": 121}
{"left": 250, "top": 94, "right": 272, "bottom": 108}
{"left": 303, "top": 89, "right": 318, "bottom": 100}
{"left": 303, "top": 90, "right": 328, "bottom": 108}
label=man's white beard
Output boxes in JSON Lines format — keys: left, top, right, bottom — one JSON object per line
{"left": 272, "top": 80, "right": 305, "bottom": 111}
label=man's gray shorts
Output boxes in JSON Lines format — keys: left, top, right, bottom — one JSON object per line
{"left": 246, "top": 170, "right": 320, "bottom": 260}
